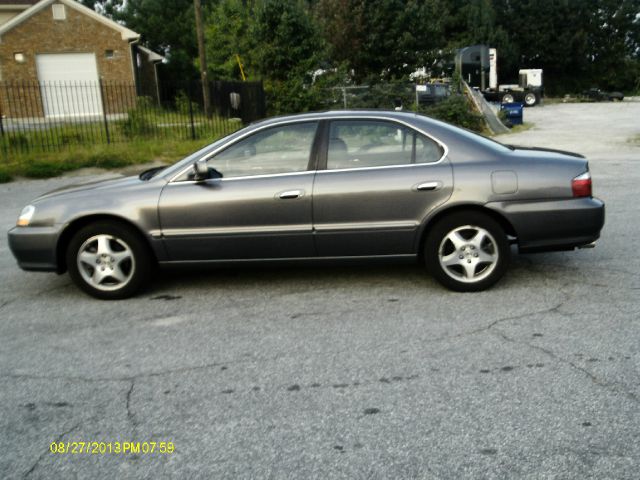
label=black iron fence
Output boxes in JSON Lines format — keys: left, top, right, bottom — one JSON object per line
{"left": 0, "top": 80, "right": 265, "bottom": 156}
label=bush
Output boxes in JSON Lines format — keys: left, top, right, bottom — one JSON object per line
{"left": 8, "top": 134, "right": 29, "bottom": 150}
{"left": 120, "top": 97, "right": 156, "bottom": 138}
{"left": 420, "top": 95, "right": 485, "bottom": 132}
{"left": 340, "top": 81, "right": 415, "bottom": 110}
{"left": 264, "top": 77, "right": 321, "bottom": 116}
{"left": 175, "top": 91, "right": 200, "bottom": 117}
{"left": 58, "top": 130, "right": 86, "bottom": 145}
{"left": 0, "top": 166, "right": 12, "bottom": 183}
{"left": 22, "top": 158, "right": 77, "bottom": 178}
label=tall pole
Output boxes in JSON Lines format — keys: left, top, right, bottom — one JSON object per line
{"left": 194, "top": 0, "right": 211, "bottom": 118}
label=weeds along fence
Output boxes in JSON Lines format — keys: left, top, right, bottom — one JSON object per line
{"left": 0, "top": 80, "right": 265, "bottom": 156}
{"left": 323, "top": 83, "right": 418, "bottom": 110}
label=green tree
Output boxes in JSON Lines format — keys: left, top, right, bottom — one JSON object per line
{"left": 582, "top": 0, "right": 640, "bottom": 90}
{"left": 252, "top": 0, "right": 325, "bottom": 80}
{"left": 315, "top": 0, "right": 448, "bottom": 81}
{"left": 76, "top": 0, "right": 203, "bottom": 84}
{"left": 251, "top": 0, "right": 326, "bottom": 114}
{"left": 314, "top": 0, "right": 367, "bottom": 74}
{"left": 205, "top": 0, "right": 255, "bottom": 80}
{"left": 490, "top": 0, "right": 640, "bottom": 93}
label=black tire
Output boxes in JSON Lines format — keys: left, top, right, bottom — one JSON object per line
{"left": 66, "top": 221, "right": 152, "bottom": 300}
{"left": 425, "top": 212, "right": 510, "bottom": 292}
{"left": 524, "top": 92, "right": 537, "bottom": 106}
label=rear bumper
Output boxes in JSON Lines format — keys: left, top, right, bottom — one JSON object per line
{"left": 487, "top": 197, "right": 605, "bottom": 253}
{"left": 7, "top": 226, "right": 61, "bottom": 272}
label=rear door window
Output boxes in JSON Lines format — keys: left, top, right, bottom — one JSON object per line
{"left": 326, "top": 120, "right": 443, "bottom": 169}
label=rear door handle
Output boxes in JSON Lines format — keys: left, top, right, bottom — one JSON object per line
{"left": 278, "top": 189, "right": 304, "bottom": 199}
{"left": 415, "top": 182, "right": 442, "bottom": 191}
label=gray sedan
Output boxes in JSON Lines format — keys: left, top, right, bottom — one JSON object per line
{"left": 8, "top": 111, "right": 605, "bottom": 299}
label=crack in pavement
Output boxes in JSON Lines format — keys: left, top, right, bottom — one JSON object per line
{"left": 469, "top": 284, "right": 640, "bottom": 404}
{"left": 426, "top": 297, "right": 569, "bottom": 344}
{"left": 0, "top": 297, "right": 574, "bottom": 386}
{"left": 490, "top": 328, "right": 639, "bottom": 405}
{"left": 125, "top": 379, "right": 137, "bottom": 427}
{"left": 18, "top": 394, "right": 117, "bottom": 479}
{"left": 1, "top": 353, "right": 283, "bottom": 384}
{"left": 23, "top": 422, "right": 80, "bottom": 479}
{"left": 529, "top": 262, "right": 640, "bottom": 281}
{"left": 0, "top": 284, "right": 73, "bottom": 314}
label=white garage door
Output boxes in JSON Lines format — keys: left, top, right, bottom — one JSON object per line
{"left": 36, "top": 53, "right": 103, "bottom": 117}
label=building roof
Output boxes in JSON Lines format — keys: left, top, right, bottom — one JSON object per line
{"left": 138, "top": 45, "right": 164, "bottom": 63}
{"left": 0, "top": 1, "right": 39, "bottom": 5}
{"left": 0, "top": 0, "right": 140, "bottom": 41}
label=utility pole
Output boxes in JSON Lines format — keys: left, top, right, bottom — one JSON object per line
{"left": 194, "top": 0, "right": 211, "bottom": 118}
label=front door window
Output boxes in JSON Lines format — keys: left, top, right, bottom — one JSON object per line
{"left": 208, "top": 122, "right": 318, "bottom": 178}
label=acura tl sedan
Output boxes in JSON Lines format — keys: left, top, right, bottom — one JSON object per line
{"left": 8, "top": 111, "right": 605, "bottom": 299}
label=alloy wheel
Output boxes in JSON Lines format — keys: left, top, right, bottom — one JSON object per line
{"left": 76, "top": 234, "right": 136, "bottom": 292}
{"left": 438, "top": 225, "right": 499, "bottom": 283}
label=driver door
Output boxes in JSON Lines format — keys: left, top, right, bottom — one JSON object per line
{"left": 158, "top": 121, "right": 319, "bottom": 261}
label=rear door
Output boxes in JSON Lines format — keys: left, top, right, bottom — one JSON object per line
{"left": 312, "top": 119, "right": 453, "bottom": 256}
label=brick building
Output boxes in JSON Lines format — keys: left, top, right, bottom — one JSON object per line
{"left": 0, "top": 0, "right": 163, "bottom": 118}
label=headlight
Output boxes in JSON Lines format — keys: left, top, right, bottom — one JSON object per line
{"left": 17, "top": 205, "right": 35, "bottom": 227}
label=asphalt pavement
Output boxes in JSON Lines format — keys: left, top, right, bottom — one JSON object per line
{"left": 1, "top": 101, "right": 639, "bottom": 479}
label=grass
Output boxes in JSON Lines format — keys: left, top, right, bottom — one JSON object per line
{"left": 495, "top": 122, "right": 535, "bottom": 136}
{"left": 0, "top": 105, "right": 242, "bottom": 182}
{"left": 0, "top": 138, "right": 216, "bottom": 183}
{"left": 1, "top": 115, "right": 240, "bottom": 153}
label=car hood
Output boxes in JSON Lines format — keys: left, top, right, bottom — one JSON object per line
{"left": 34, "top": 175, "right": 144, "bottom": 203}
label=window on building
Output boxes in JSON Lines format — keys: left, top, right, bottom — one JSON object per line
{"left": 52, "top": 4, "right": 66, "bottom": 20}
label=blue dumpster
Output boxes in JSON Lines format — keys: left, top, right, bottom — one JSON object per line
{"left": 500, "top": 102, "right": 524, "bottom": 126}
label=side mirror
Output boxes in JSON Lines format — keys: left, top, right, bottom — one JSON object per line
{"left": 193, "top": 158, "right": 209, "bottom": 181}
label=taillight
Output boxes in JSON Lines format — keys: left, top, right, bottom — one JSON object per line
{"left": 572, "top": 172, "right": 592, "bottom": 197}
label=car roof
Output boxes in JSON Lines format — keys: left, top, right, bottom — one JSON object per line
{"left": 250, "top": 109, "right": 424, "bottom": 126}
{"left": 248, "top": 109, "right": 496, "bottom": 151}
{"left": 248, "top": 109, "right": 470, "bottom": 139}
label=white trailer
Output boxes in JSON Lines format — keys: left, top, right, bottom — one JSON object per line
{"left": 457, "top": 45, "right": 543, "bottom": 106}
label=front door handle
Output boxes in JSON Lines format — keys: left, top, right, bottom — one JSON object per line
{"left": 278, "top": 189, "right": 304, "bottom": 199}
{"left": 415, "top": 181, "right": 442, "bottom": 191}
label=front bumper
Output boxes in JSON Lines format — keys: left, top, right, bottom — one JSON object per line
{"left": 8, "top": 226, "right": 62, "bottom": 272}
{"left": 487, "top": 197, "right": 605, "bottom": 253}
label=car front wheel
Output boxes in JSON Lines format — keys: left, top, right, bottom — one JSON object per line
{"left": 66, "top": 222, "right": 151, "bottom": 300}
{"left": 425, "top": 212, "right": 510, "bottom": 292}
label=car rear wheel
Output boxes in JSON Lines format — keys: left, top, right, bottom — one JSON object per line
{"left": 425, "top": 212, "right": 510, "bottom": 292}
{"left": 524, "top": 92, "right": 537, "bottom": 106}
{"left": 66, "top": 222, "right": 151, "bottom": 300}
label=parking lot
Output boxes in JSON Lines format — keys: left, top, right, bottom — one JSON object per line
{"left": 1, "top": 101, "right": 639, "bottom": 479}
